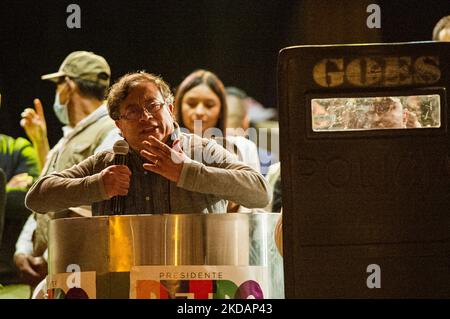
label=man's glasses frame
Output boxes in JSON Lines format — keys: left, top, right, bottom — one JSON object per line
{"left": 119, "top": 101, "right": 166, "bottom": 121}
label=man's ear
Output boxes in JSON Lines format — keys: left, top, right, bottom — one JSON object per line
{"left": 65, "top": 77, "right": 77, "bottom": 93}
{"left": 167, "top": 103, "right": 175, "bottom": 119}
{"left": 115, "top": 120, "right": 123, "bottom": 133}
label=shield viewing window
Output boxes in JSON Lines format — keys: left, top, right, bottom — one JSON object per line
{"left": 278, "top": 42, "right": 450, "bottom": 298}
{"left": 311, "top": 94, "right": 441, "bottom": 131}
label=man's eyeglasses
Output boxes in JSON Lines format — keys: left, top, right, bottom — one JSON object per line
{"left": 119, "top": 101, "right": 165, "bottom": 120}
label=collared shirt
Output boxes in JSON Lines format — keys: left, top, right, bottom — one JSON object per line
{"left": 93, "top": 127, "right": 181, "bottom": 215}
{"left": 27, "top": 131, "right": 272, "bottom": 217}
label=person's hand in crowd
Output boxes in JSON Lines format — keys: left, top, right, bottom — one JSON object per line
{"left": 14, "top": 253, "right": 47, "bottom": 287}
{"left": 6, "top": 173, "right": 33, "bottom": 190}
{"left": 20, "top": 98, "right": 47, "bottom": 145}
{"left": 100, "top": 165, "right": 132, "bottom": 198}
{"left": 140, "top": 136, "right": 189, "bottom": 183}
{"left": 20, "top": 98, "right": 50, "bottom": 170}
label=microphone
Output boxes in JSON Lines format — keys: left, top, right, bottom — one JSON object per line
{"left": 112, "top": 140, "right": 129, "bottom": 215}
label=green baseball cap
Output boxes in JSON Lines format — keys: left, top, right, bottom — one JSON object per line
{"left": 41, "top": 51, "right": 111, "bottom": 86}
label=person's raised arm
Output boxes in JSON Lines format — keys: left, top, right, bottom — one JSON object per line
{"left": 20, "top": 98, "right": 50, "bottom": 171}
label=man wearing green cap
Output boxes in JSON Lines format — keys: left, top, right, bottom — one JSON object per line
{"left": 14, "top": 51, "right": 120, "bottom": 291}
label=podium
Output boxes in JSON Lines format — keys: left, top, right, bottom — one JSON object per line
{"left": 47, "top": 212, "right": 284, "bottom": 299}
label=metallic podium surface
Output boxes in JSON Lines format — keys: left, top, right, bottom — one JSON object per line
{"left": 48, "top": 212, "right": 284, "bottom": 298}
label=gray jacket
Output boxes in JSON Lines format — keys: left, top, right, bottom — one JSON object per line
{"left": 26, "top": 132, "right": 271, "bottom": 215}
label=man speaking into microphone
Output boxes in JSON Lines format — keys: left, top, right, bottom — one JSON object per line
{"left": 25, "top": 72, "right": 271, "bottom": 215}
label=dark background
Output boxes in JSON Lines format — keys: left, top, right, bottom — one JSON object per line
{"left": 0, "top": 0, "right": 449, "bottom": 147}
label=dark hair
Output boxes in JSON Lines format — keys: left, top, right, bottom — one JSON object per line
{"left": 106, "top": 71, "right": 174, "bottom": 120}
{"left": 72, "top": 78, "right": 109, "bottom": 101}
{"left": 432, "top": 15, "right": 450, "bottom": 40}
{"left": 174, "top": 69, "right": 227, "bottom": 132}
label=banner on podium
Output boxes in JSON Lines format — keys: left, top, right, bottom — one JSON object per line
{"left": 130, "top": 265, "right": 269, "bottom": 299}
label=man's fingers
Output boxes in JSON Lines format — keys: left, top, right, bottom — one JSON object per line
{"left": 20, "top": 116, "right": 33, "bottom": 124}
{"left": 114, "top": 171, "right": 131, "bottom": 178}
{"left": 34, "top": 98, "right": 45, "bottom": 119}
{"left": 29, "top": 256, "right": 45, "bottom": 267}
{"left": 21, "top": 108, "right": 36, "bottom": 118}
{"left": 20, "top": 117, "right": 35, "bottom": 129}
{"left": 145, "top": 137, "right": 172, "bottom": 155}
{"left": 19, "top": 259, "right": 40, "bottom": 277}
{"left": 21, "top": 109, "right": 42, "bottom": 129}
{"left": 117, "top": 182, "right": 130, "bottom": 189}
{"left": 20, "top": 118, "right": 29, "bottom": 127}
{"left": 6, "top": 173, "right": 33, "bottom": 188}
{"left": 12, "top": 173, "right": 28, "bottom": 179}
{"left": 114, "top": 165, "right": 131, "bottom": 174}
{"left": 115, "top": 175, "right": 130, "bottom": 183}
{"left": 102, "top": 165, "right": 132, "bottom": 198}
{"left": 143, "top": 163, "right": 159, "bottom": 172}
{"left": 109, "top": 165, "right": 132, "bottom": 175}
{"left": 140, "top": 149, "right": 159, "bottom": 163}
{"left": 148, "top": 135, "right": 170, "bottom": 148}
{"left": 116, "top": 188, "right": 129, "bottom": 196}
{"left": 116, "top": 180, "right": 130, "bottom": 188}
{"left": 142, "top": 142, "right": 167, "bottom": 158}
{"left": 114, "top": 184, "right": 129, "bottom": 196}
{"left": 24, "top": 266, "right": 40, "bottom": 277}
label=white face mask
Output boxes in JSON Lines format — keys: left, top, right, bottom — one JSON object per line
{"left": 53, "top": 92, "right": 69, "bottom": 125}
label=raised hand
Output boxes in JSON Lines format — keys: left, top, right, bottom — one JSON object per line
{"left": 20, "top": 98, "right": 47, "bottom": 144}
{"left": 140, "top": 136, "right": 189, "bottom": 183}
{"left": 14, "top": 253, "right": 47, "bottom": 287}
{"left": 6, "top": 172, "right": 33, "bottom": 190}
{"left": 20, "top": 98, "right": 50, "bottom": 170}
